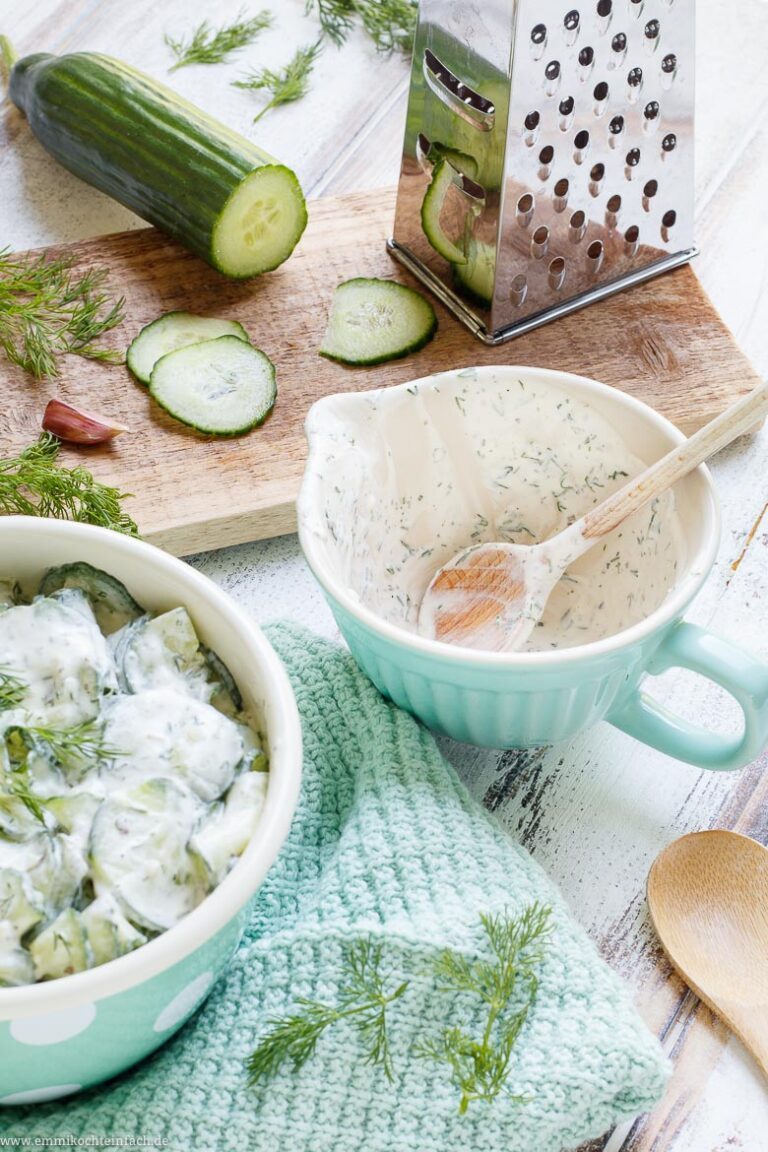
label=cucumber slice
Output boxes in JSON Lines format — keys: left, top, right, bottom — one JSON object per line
{"left": 81, "top": 894, "right": 146, "bottom": 966}
{"left": 30, "top": 907, "right": 90, "bottom": 981}
{"left": 0, "top": 922, "right": 35, "bottom": 986}
{"left": 45, "top": 791, "right": 102, "bottom": 848}
{"left": 127, "top": 311, "right": 250, "bottom": 386}
{"left": 453, "top": 238, "right": 496, "bottom": 306}
{"left": 421, "top": 157, "right": 470, "bottom": 265}
{"left": 39, "top": 562, "right": 144, "bottom": 636}
{"left": 0, "top": 868, "right": 45, "bottom": 935}
{"left": 203, "top": 647, "right": 243, "bottom": 716}
{"left": 0, "top": 598, "right": 117, "bottom": 727}
{"left": 0, "top": 579, "right": 22, "bottom": 612}
{"left": 90, "top": 778, "right": 208, "bottom": 932}
{"left": 189, "top": 770, "right": 268, "bottom": 886}
{"left": 319, "top": 278, "right": 437, "bottom": 367}
{"left": 120, "top": 607, "right": 208, "bottom": 698}
{"left": 149, "top": 336, "right": 277, "bottom": 436}
{"left": 102, "top": 688, "right": 243, "bottom": 802}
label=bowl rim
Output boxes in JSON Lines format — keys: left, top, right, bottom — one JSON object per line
{"left": 298, "top": 364, "right": 721, "bottom": 668}
{"left": 0, "top": 517, "right": 302, "bottom": 1019}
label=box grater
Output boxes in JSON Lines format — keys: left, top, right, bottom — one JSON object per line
{"left": 388, "top": 0, "right": 696, "bottom": 344}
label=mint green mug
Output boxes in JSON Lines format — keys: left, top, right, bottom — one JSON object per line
{"left": 299, "top": 367, "right": 768, "bottom": 770}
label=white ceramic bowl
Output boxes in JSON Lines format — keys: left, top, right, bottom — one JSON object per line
{"left": 0, "top": 517, "right": 302, "bottom": 1105}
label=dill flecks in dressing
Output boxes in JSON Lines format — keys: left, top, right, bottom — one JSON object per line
{"left": 0, "top": 563, "right": 268, "bottom": 986}
{"left": 305, "top": 370, "right": 685, "bottom": 652}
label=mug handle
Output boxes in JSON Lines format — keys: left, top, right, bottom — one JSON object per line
{"left": 607, "top": 622, "right": 768, "bottom": 771}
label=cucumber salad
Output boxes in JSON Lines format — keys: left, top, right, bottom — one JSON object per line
{"left": 0, "top": 563, "right": 268, "bottom": 987}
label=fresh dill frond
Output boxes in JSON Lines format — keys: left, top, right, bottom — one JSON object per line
{"left": 5, "top": 721, "right": 122, "bottom": 781}
{"left": 307, "top": 0, "right": 356, "bottom": 45}
{"left": 0, "top": 433, "right": 138, "bottom": 536}
{"left": 354, "top": 0, "right": 417, "bottom": 52}
{"left": 233, "top": 41, "right": 323, "bottom": 122}
{"left": 416, "top": 903, "right": 552, "bottom": 1113}
{"left": 0, "top": 668, "right": 25, "bottom": 712}
{"left": 165, "top": 9, "right": 273, "bottom": 71}
{"left": 0, "top": 248, "right": 125, "bottom": 380}
{"left": 306, "top": 0, "right": 417, "bottom": 52}
{"left": 247, "top": 937, "right": 409, "bottom": 1084}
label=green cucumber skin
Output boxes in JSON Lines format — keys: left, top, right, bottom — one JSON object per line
{"left": 9, "top": 52, "right": 307, "bottom": 279}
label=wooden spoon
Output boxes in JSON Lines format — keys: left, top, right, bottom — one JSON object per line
{"left": 647, "top": 830, "right": 768, "bottom": 1079}
{"left": 419, "top": 381, "right": 768, "bottom": 651}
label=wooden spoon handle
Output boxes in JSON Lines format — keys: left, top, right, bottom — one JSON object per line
{"left": 583, "top": 382, "right": 768, "bottom": 541}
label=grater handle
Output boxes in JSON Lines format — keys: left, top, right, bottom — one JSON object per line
{"left": 422, "top": 49, "right": 495, "bottom": 132}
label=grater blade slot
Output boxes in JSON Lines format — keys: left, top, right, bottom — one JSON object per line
{"left": 423, "top": 49, "right": 496, "bottom": 131}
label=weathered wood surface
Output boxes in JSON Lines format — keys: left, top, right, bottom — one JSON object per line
{"left": 2, "top": 0, "right": 767, "bottom": 1147}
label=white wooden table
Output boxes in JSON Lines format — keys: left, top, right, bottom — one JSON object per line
{"left": 3, "top": 1, "right": 767, "bottom": 1147}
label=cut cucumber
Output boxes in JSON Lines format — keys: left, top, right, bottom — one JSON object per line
{"left": 127, "top": 312, "right": 250, "bottom": 386}
{"left": 319, "top": 278, "right": 437, "bottom": 367}
{"left": 421, "top": 157, "right": 469, "bottom": 265}
{"left": 29, "top": 907, "right": 90, "bottom": 981}
{"left": 453, "top": 238, "right": 497, "bottom": 306}
{"left": 149, "top": 336, "right": 277, "bottom": 436}
{"left": 81, "top": 894, "right": 146, "bottom": 966}
{"left": 120, "top": 607, "right": 208, "bottom": 697}
{"left": 0, "top": 922, "right": 35, "bottom": 986}
{"left": 39, "top": 562, "right": 143, "bottom": 636}
{"left": 90, "top": 778, "right": 208, "bottom": 932}
{"left": 0, "top": 868, "right": 45, "bottom": 936}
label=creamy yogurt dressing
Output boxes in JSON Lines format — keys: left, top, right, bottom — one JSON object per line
{"left": 0, "top": 569, "right": 268, "bottom": 986}
{"left": 305, "top": 371, "right": 685, "bottom": 651}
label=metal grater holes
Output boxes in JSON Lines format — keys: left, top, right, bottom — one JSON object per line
{"left": 559, "top": 95, "right": 576, "bottom": 130}
{"left": 516, "top": 193, "right": 535, "bottom": 227}
{"left": 553, "top": 178, "right": 570, "bottom": 211}
{"left": 531, "top": 225, "right": 550, "bottom": 258}
{"left": 549, "top": 257, "right": 566, "bottom": 289}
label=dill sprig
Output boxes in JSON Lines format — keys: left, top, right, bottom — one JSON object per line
{"left": 0, "top": 668, "right": 25, "bottom": 712}
{"left": 416, "top": 903, "right": 552, "bottom": 1113}
{"left": 307, "top": 0, "right": 417, "bottom": 52}
{"left": 0, "top": 433, "right": 138, "bottom": 536}
{"left": 233, "top": 41, "right": 323, "bottom": 122}
{"left": 5, "top": 721, "right": 122, "bottom": 781}
{"left": 165, "top": 9, "right": 273, "bottom": 72}
{"left": 0, "top": 248, "right": 124, "bottom": 380}
{"left": 247, "top": 938, "right": 409, "bottom": 1084}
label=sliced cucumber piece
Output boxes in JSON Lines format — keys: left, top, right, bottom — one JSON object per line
{"left": 421, "top": 157, "right": 470, "bottom": 265}
{"left": 81, "top": 894, "right": 146, "bottom": 966}
{"left": 120, "top": 607, "right": 208, "bottom": 698}
{"left": 0, "top": 598, "right": 117, "bottom": 726}
{"left": 90, "top": 778, "right": 208, "bottom": 932}
{"left": 203, "top": 647, "right": 243, "bottom": 716}
{"left": 30, "top": 907, "right": 90, "bottom": 981}
{"left": 127, "top": 311, "right": 250, "bottom": 386}
{"left": 0, "top": 922, "right": 35, "bottom": 986}
{"left": 149, "top": 336, "right": 277, "bottom": 436}
{"left": 102, "top": 688, "right": 244, "bottom": 802}
{"left": 453, "top": 238, "right": 496, "bottom": 306}
{"left": 320, "top": 278, "right": 437, "bottom": 367}
{"left": 0, "top": 579, "right": 22, "bottom": 612}
{"left": 213, "top": 165, "right": 308, "bottom": 279}
{"left": 45, "top": 791, "right": 102, "bottom": 848}
{"left": 189, "top": 770, "right": 268, "bottom": 886}
{"left": 0, "top": 868, "right": 45, "bottom": 936}
{"left": 39, "top": 562, "right": 144, "bottom": 636}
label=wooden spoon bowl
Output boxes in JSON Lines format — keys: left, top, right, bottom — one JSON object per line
{"left": 648, "top": 830, "right": 768, "bottom": 1077}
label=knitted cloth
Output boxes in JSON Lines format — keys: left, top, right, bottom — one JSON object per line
{"left": 4, "top": 623, "right": 669, "bottom": 1150}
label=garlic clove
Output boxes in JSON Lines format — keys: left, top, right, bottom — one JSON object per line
{"left": 42, "top": 399, "right": 130, "bottom": 445}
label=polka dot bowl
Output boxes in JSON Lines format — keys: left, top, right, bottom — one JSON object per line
{"left": 0, "top": 517, "right": 302, "bottom": 1105}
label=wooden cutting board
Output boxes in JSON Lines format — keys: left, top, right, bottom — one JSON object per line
{"left": 0, "top": 187, "right": 760, "bottom": 556}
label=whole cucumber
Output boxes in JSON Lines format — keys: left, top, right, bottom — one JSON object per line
{"left": 9, "top": 51, "right": 308, "bottom": 279}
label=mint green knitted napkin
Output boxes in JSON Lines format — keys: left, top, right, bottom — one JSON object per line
{"left": 4, "top": 622, "right": 668, "bottom": 1150}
